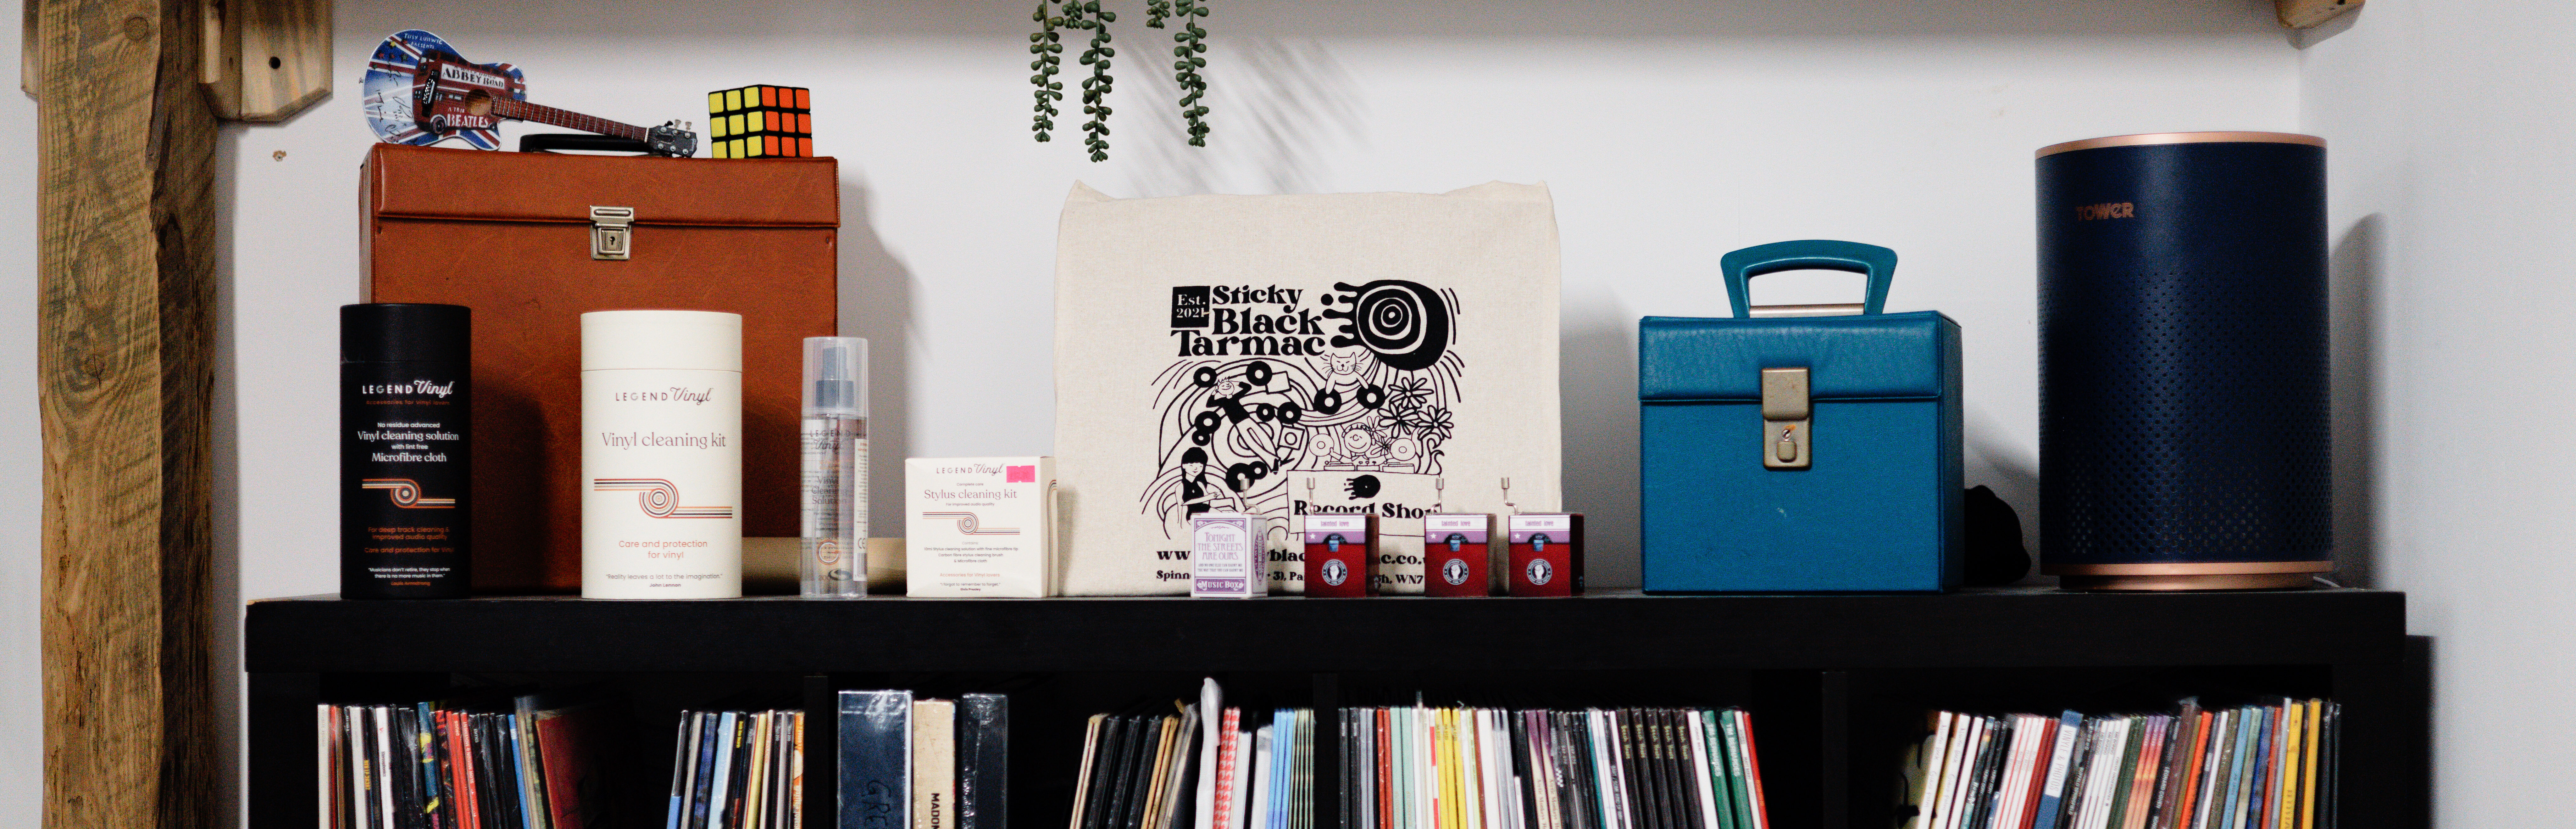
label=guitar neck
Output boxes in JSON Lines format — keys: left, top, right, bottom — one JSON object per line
{"left": 486, "top": 98, "right": 648, "bottom": 142}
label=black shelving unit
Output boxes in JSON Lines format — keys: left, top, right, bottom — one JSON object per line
{"left": 246, "top": 587, "right": 2424, "bottom": 829}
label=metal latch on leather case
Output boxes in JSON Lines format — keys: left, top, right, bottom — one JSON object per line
{"left": 590, "top": 205, "right": 633, "bottom": 260}
{"left": 1762, "top": 367, "right": 1810, "bottom": 469}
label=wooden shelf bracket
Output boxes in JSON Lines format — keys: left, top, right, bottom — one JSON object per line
{"left": 200, "top": 0, "right": 330, "bottom": 121}
{"left": 2278, "top": 0, "right": 2363, "bottom": 29}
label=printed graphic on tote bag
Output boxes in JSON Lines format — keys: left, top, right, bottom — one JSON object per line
{"left": 1052, "top": 181, "right": 1562, "bottom": 596}
{"left": 1142, "top": 280, "right": 1463, "bottom": 537}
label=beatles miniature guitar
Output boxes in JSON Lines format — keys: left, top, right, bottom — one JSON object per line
{"left": 363, "top": 30, "right": 697, "bottom": 158}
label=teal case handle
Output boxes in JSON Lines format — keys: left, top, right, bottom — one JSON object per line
{"left": 1719, "top": 239, "right": 1899, "bottom": 319}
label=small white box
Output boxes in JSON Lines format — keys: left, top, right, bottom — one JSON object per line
{"left": 1189, "top": 513, "right": 1265, "bottom": 598}
{"left": 905, "top": 457, "right": 1056, "bottom": 597}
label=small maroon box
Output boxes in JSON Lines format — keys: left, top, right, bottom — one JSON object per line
{"left": 1421, "top": 513, "right": 1496, "bottom": 597}
{"left": 1302, "top": 514, "right": 1378, "bottom": 597}
{"left": 1507, "top": 513, "right": 1585, "bottom": 597}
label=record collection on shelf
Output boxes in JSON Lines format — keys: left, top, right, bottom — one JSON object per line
{"left": 319, "top": 689, "right": 618, "bottom": 829}
{"left": 666, "top": 707, "right": 808, "bottom": 829}
{"left": 1062, "top": 680, "right": 1772, "bottom": 829}
{"left": 831, "top": 690, "right": 1009, "bottom": 829}
{"left": 1900, "top": 698, "right": 2339, "bottom": 829}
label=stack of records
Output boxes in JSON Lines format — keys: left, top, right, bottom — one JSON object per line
{"left": 1062, "top": 680, "right": 1770, "bottom": 829}
{"left": 320, "top": 689, "right": 619, "bottom": 829}
{"left": 1900, "top": 698, "right": 2340, "bottom": 829}
{"left": 1338, "top": 706, "right": 1768, "bottom": 829}
{"left": 667, "top": 708, "right": 804, "bottom": 829}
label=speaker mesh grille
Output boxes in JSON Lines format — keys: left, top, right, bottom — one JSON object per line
{"left": 2040, "top": 270, "right": 2332, "bottom": 562}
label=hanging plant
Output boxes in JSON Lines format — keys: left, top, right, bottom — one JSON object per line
{"left": 1164, "top": 0, "right": 1211, "bottom": 146}
{"left": 1030, "top": 0, "right": 1212, "bottom": 160}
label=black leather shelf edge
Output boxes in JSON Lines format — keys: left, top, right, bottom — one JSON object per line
{"left": 244, "top": 587, "right": 2404, "bottom": 674}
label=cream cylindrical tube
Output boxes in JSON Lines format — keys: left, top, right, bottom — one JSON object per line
{"left": 582, "top": 310, "right": 743, "bottom": 598}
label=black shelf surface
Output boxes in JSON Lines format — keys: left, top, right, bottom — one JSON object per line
{"left": 246, "top": 586, "right": 2405, "bottom": 674}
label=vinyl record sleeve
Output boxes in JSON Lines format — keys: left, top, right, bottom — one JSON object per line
{"left": 1096, "top": 716, "right": 1141, "bottom": 829}
{"left": 913, "top": 700, "right": 958, "bottom": 829}
{"left": 959, "top": 695, "right": 1012, "bottom": 829}
{"left": 1071, "top": 714, "right": 1110, "bottom": 829}
{"left": 838, "top": 691, "right": 915, "bottom": 829}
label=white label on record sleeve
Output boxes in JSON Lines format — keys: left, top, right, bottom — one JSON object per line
{"left": 1425, "top": 514, "right": 1490, "bottom": 532}
{"left": 1306, "top": 515, "right": 1368, "bottom": 532}
{"left": 1508, "top": 514, "right": 1573, "bottom": 532}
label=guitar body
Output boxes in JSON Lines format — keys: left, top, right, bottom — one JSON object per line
{"left": 363, "top": 30, "right": 526, "bottom": 150}
{"left": 363, "top": 29, "right": 697, "bottom": 157}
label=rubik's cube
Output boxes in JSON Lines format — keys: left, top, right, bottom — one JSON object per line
{"left": 707, "top": 85, "right": 812, "bottom": 158}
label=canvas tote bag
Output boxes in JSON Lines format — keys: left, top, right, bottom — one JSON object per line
{"left": 1053, "top": 181, "right": 1563, "bottom": 595}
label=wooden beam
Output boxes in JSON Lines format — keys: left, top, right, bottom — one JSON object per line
{"left": 35, "top": 0, "right": 219, "bottom": 823}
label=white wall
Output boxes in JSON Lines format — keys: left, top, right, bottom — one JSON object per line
{"left": 2301, "top": 0, "right": 2576, "bottom": 824}
{"left": 1, "top": 0, "right": 2320, "bottom": 825}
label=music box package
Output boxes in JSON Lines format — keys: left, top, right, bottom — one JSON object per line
{"left": 905, "top": 457, "right": 1059, "bottom": 598}
{"left": 1050, "top": 182, "right": 1566, "bottom": 596}
{"left": 1637, "top": 240, "right": 1963, "bottom": 593}
{"left": 1421, "top": 513, "right": 1497, "bottom": 597}
{"left": 1301, "top": 514, "right": 1379, "bottom": 598}
{"left": 1506, "top": 512, "right": 1584, "bottom": 597}
{"left": 1188, "top": 513, "right": 1266, "bottom": 598}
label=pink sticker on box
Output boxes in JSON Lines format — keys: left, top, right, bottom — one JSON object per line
{"left": 1006, "top": 465, "right": 1036, "bottom": 483}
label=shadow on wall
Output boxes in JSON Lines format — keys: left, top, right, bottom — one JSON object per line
{"left": 1561, "top": 285, "right": 1642, "bottom": 586}
{"left": 1124, "top": 38, "right": 1362, "bottom": 199}
{"left": 1967, "top": 408, "right": 2042, "bottom": 581}
{"left": 2330, "top": 214, "right": 2383, "bottom": 586}
{"left": 212, "top": 123, "right": 246, "bottom": 829}
{"left": 836, "top": 181, "right": 918, "bottom": 537}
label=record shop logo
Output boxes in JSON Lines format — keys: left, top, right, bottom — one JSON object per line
{"left": 1322, "top": 557, "right": 1349, "bottom": 586}
{"left": 2076, "top": 202, "right": 2136, "bottom": 221}
{"left": 1526, "top": 557, "right": 1554, "bottom": 586}
{"left": 1171, "top": 286, "right": 1211, "bottom": 328}
{"left": 1441, "top": 557, "right": 1470, "bottom": 585}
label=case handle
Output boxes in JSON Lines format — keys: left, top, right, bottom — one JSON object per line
{"left": 1719, "top": 239, "right": 1899, "bottom": 319}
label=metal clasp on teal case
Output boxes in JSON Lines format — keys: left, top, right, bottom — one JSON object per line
{"left": 1719, "top": 239, "right": 1899, "bottom": 319}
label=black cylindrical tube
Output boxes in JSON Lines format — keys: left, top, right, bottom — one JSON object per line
{"left": 341, "top": 303, "right": 472, "bottom": 598}
{"left": 2036, "top": 133, "right": 2331, "bottom": 589}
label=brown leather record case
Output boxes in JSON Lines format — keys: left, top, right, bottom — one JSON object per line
{"left": 361, "top": 144, "right": 838, "bottom": 592}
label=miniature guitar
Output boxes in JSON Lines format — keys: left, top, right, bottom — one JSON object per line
{"left": 363, "top": 30, "right": 697, "bottom": 158}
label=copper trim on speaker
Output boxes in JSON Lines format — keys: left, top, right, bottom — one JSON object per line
{"left": 2045, "top": 560, "right": 2334, "bottom": 591}
{"left": 2046, "top": 561, "right": 2333, "bottom": 575}
{"left": 2035, "top": 132, "right": 2327, "bottom": 159}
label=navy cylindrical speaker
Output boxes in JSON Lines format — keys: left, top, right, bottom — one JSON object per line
{"left": 2035, "top": 132, "right": 2331, "bottom": 590}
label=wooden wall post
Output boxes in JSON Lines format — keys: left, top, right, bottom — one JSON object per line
{"left": 32, "top": 0, "right": 219, "bottom": 822}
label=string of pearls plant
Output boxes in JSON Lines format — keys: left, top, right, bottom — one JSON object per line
{"left": 1031, "top": 0, "right": 1211, "bottom": 161}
